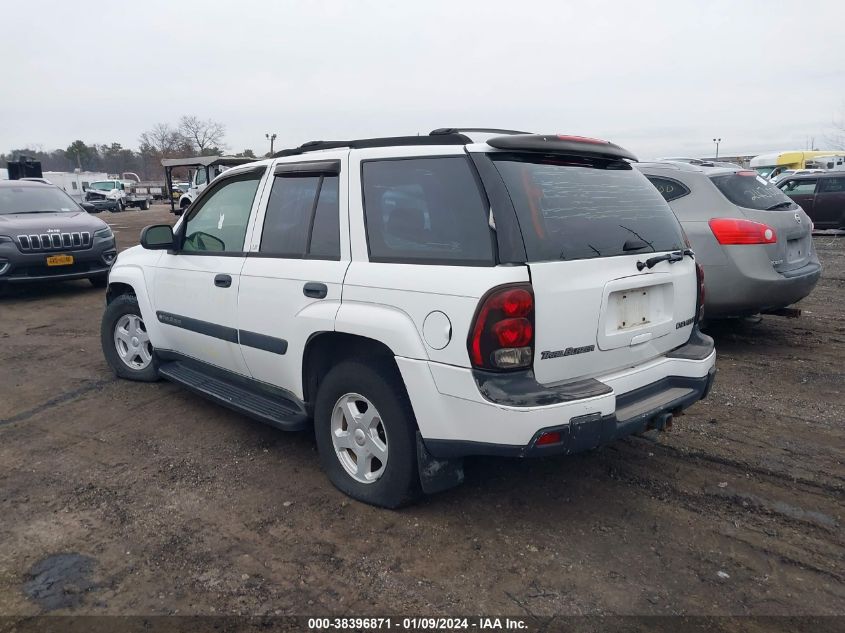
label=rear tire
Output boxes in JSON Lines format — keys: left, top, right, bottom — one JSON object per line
{"left": 101, "top": 293, "right": 159, "bottom": 382}
{"left": 116, "top": 199, "right": 125, "bottom": 212}
{"left": 140, "top": 199, "right": 150, "bottom": 211}
{"left": 314, "top": 360, "right": 420, "bottom": 508}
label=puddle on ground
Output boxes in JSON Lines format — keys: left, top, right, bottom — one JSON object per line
{"left": 23, "top": 553, "right": 97, "bottom": 611}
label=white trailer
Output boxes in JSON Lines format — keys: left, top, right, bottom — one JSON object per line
{"left": 41, "top": 170, "right": 109, "bottom": 202}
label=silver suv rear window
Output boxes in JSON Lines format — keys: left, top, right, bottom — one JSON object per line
{"left": 491, "top": 154, "right": 685, "bottom": 262}
{"left": 710, "top": 172, "right": 797, "bottom": 211}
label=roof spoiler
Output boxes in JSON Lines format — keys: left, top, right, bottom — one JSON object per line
{"left": 486, "top": 134, "right": 638, "bottom": 161}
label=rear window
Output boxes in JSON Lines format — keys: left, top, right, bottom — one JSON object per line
{"left": 491, "top": 155, "right": 685, "bottom": 262}
{"left": 362, "top": 157, "right": 494, "bottom": 265}
{"left": 711, "top": 172, "right": 796, "bottom": 210}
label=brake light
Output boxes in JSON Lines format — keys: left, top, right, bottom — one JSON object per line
{"left": 695, "top": 262, "right": 705, "bottom": 323}
{"left": 469, "top": 284, "right": 534, "bottom": 371}
{"left": 709, "top": 218, "right": 777, "bottom": 245}
{"left": 737, "top": 170, "right": 758, "bottom": 177}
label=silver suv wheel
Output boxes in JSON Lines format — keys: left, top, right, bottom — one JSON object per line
{"left": 330, "top": 393, "right": 388, "bottom": 484}
{"left": 113, "top": 314, "right": 152, "bottom": 370}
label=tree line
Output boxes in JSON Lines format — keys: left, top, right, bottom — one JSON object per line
{"left": 1, "top": 116, "right": 257, "bottom": 180}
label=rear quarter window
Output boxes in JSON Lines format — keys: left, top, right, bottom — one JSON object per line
{"left": 644, "top": 176, "right": 691, "bottom": 202}
{"left": 361, "top": 157, "right": 494, "bottom": 265}
{"left": 491, "top": 154, "right": 685, "bottom": 262}
{"left": 711, "top": 172, "right": 796, "bottom": 210}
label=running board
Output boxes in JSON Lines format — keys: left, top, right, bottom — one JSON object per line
{"left": 158, "top": 360, "right": 309, "bottom": 431}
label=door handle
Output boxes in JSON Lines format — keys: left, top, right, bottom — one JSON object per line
{"left": 214, "top": 274, "right": 232, "bottom": 288}
{"left": 303, "top": 282, "right": 328, "bottom": 299}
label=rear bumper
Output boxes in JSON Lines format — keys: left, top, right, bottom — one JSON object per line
{"left": 704, "top": 252, "right": 822, "bottom": 318}
{"left": 427, "top": 369, "right": 715, "bottom": 458}
{"left": 398, "top": 330, "right": 716, "bottom": 458}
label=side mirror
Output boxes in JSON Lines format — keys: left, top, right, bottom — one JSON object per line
{"left": 80, "top": 202, "right": 97, "bottom": 213}
{"left": 140, "top": 224, "right": 175, "bottom": 250}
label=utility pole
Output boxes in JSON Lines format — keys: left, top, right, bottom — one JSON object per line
{"left": 265, "top": 133, "right": 277, "bottom": 156}
{"left": 713, "top": 138, "right": 721, "bottom": 159}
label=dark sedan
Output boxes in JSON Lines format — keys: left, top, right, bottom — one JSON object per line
{"left": 778, "top": 173, "right": 845, "bottom": 229}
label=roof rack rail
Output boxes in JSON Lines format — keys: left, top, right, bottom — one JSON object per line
{"left": 430, "top": 127, "right": 530, "bottom": 136}
{"left": 274, "top": 133, "right": 472, "bottom": 157}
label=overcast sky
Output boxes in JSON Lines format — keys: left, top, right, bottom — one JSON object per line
{"left": 1, "top": 0, "right": 843, "bottom": 160}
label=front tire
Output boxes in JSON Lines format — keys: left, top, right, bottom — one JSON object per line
{"left": 101, "top": 293, "right": 159, "bottom": 381}
{"left": 314, "top": 360, "right": 420, "bottom": 508}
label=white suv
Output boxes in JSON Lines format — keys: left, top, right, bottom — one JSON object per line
{"left": 100, "top": 129, "right": 716, "bottom": 507}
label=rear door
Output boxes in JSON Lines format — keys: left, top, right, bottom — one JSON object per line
{"left": 813, "top": 176, "right": 845, "bottom": 228}
{"left": 486, "top": 153, "right": 696, "bottom": 385}
{"left": 712, "top": 172, "right": 813, "bottom": 273}
{"left": 237, "top": 151, "right": 349, "bottom": 397}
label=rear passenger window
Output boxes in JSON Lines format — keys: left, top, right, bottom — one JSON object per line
{"left": 362, "top": 157, "right": 493, "bottom": 265}
{"left": 645, "top": 176, "right": 691, "bottom": 202}
{"left": 819, "top": 177, "right": 845, "bottom": 193}
{"left": 308, "top": 176, "right": 340, "bottom": 259}
{"left": 260, "top": 174, "right": 341, "bottom": 259}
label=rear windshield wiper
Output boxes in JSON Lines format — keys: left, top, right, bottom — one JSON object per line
{"left": 766, "top": 201, "right": 794, "bottom": 210}
{"left": 619, "top": 224, "right": 655, "bottom": 252}
{"left": 637, "top": 250, "right": 689, "bottom": 271}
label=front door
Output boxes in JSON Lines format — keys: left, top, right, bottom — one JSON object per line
{"left": 780, "top": 178, "right": 818, "bottom": 219}
{"left": 237, "top": 152, "right": 350, "bottom": 399}
{"left": 151, "top": 167, "right": 267, "bottom": 375}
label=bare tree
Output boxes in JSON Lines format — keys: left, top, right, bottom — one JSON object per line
{"left": 827, "top": 115, "right": 845, "bottom": 150}
{"left": 179, "top": 116, "right": 226, "bottom": 155}
{"left": 138, "top": 123, "right": 188, "bottom": 158}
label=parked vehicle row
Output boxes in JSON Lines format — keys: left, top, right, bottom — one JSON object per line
{"left": 6, "top": 130, "right": 830, "bottom": 509}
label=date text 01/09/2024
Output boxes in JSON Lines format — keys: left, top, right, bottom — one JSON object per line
{"left": 306, "top": 617, "right": 528, "bottom": 630}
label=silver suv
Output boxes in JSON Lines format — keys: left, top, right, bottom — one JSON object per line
{"left": 636, "top": 162, "right": 821, "bottom": 319}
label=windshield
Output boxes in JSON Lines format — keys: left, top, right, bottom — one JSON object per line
{"left": 710, "top": 172, "right": 797, "bottom": 210}
{"left": 89, "top": 181, "right": 116, "bottom": 191}
{"left": 754, "top": 166, "right": 774, "bottom": 178}
{"left": 491, "top": 154, "right": 685, "bottom": 261}
{"left": 0, "top": 185, "right": 81, "bottom": 214}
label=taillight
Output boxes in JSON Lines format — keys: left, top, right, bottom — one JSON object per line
{"left": 709, "top": 218, "right": 777, "bottom": 245}
{"left": 469, "top": 284, "right": 534, "bottom": 371}
{"left": 695, "top": 262, "right": 705, "bottom": 323}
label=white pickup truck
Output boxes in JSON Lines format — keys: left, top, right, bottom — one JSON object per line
{"left": 85, "top": 178, "right": 152, "bottom": 211}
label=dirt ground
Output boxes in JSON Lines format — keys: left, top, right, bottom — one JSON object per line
{"left": 0, "top": 204, "right": 843, "bottom": 620}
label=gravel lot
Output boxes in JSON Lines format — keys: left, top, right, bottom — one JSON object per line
{"left": 0, "top": 205, "right": 842, "bottom": 619}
